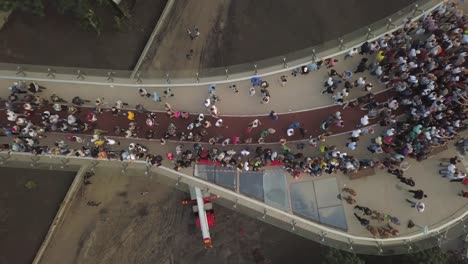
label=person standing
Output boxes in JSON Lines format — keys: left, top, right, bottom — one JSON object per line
{"left": 344, "top": 48, "right": 358, "bottom": 60}
{"left": 269, "top": 111, "right": 279, "bottom": 121}
{"left": 408, "top": 189, "right": 427, "bottom": 199}
{"left": 406, "top": 199, "right": 425, "bottom": 212}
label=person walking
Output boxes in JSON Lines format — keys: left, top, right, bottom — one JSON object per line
{"left": 406, "top": 199, "right": 425, "bottom": 212}
{"left": 408, "top": 189, "right": 427, "bottom": 199}
{"left": 344, "top": 48, "right": 358, "bottom": 60}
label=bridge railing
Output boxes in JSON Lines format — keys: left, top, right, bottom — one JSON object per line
{"left": 1, "top": 150, "right": 467, "bottom": 255}
{"left": 0, "top": 0, "right": 444, "bottom": 87}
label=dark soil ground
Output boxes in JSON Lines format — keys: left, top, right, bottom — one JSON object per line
{"left": 0, "top": 167, "right": 75, "bottom": 264}
{"left": 0, "top": 0, "right": 167, "bottom": 70}
{"left": 201, "top": 0, "right": 418, "bottom": 67}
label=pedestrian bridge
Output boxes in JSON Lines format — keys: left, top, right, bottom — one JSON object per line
{"left": 1, "top": 151, "right": 467, "bottom": 256}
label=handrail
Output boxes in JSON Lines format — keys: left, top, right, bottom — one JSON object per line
{"left": 2, "top": 150, "right": 467, "bottom": 247}
{"left": 0, "top": 0, "right": 445, "bottom": 88}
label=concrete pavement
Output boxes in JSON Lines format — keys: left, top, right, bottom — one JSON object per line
{"left": 0, "top": 53, "right": 386, "bottom": 115}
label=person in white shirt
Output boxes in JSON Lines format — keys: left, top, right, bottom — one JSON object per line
{"left": 215, "top": 119, "right": 223, "bottom": 127}
{"left": 241, "top": 149, "right": 250, "bottom": 156}
{"left": 351, "top": 129, "right": 362, "bottom": 139}
{"left": 344, "top": 48, "right": 357, "bottom": 60}
{"left": 358, "top": 115, "right": 369, "bottom": 127}
{"left": 346, "top": 141, "right": 357, "bottom": 150}
{"left": 406, "top": 199, "right": 425, "bottom": 212}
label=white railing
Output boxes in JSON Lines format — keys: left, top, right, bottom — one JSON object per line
{"left": 1, "top": 150, "right": 467, "bottom": 252}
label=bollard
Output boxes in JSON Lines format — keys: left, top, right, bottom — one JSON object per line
{"left": 233, "top": 199, "right": 238, "bottom": 208}
{"left": 16, "top": 66, "right": 26, "bottom": 76}
{"left": 107, "top": 72, "right": 115, "bottom": 82}
{"left": 135, "top": 71, "right": 143, "bottom": 84}
{"left": 47, "top": 68, "right": 56, "bottom": 79}
{"left": 76, "top": 70, "right": 85, "bottom": 80}
{"left": 254, "top": 64, "right": 258, "bottom": 75}
{"left": 282, "top": 57, "right": 287, "bottom": 68}
{"left": 195, "top": 72, "right": 200, "bottom": 83}
{"left": 225, "top": 68, "right": 229, "bottom": 80}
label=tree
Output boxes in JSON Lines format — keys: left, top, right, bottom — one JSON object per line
{"left": 323, "top": 248, "right": 365, "bottom": 264}
{"left": 0, "top": 0, "right": 44, "bottom": 16}
{"left": 400, "top": 248, "right": 468, "bottom": 264}
{"left": 1, "top": 0, "right": 113, "bottom": 35}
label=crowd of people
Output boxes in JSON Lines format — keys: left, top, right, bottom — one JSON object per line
{"left": 0, "top": 2, "right": 466, "bottom": 238}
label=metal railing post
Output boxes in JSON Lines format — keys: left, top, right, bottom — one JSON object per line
{"left": 47, "top": 68, "right": 56, "bottom": 79}
{"left": 291, "top": 219, "right": 297, "bottom": 232}
{"left": 366, "top": 27, "right": 374, "bottom": 40}
{"left": 144, "top": 163, "right": 151, "bottom": 176}
{"left": 90, "top": 160, "right": 99, "bottom": 172}
{"left": 339, "top": 38, "right": 345, "bottom": 50}
{"left": 412, "top": 4, "right": 422, "bottom": 15}
{"left": 404, "top": 240, "right": 413, "bottom": 253}
{"left": 348, "top": 238, "right": 354, "bottom": 252}
{"left": 16, "top": 66, "right": 25, "bottom": 76}
{"left": 311, "top": 49, "right": 317, "bottom": 62}
{"left": 165, "top": 73, "right": 170, "bottom": 84}
{"left": 175, "top": 175, "right": 182, "bottom": 186}
{"left": 376, "top": 242, "right": 383, "bottom": 255}
{"left": 121, "top": 161, "right": 128, "bottom": 175}
{"left": 386, "top": 18, "right": 395, "bottom": 29}
{"left": 320, "top": 231, "right": 327, "bottom": 243}
{"left": 30, "top": 156, "right": 40, "bottom": 167}
{"left": 0, "top": 153, "right": 11, "bottom": 165}
{"left": 60, "top": 158, "right": 69, "bottom": 169}
{"left": 76, "top": 70, "right": 85, "bottom": 80}
{"left": 107, "top": 72, "right": 115, "bottom": 82}
{"left": 135, "top": 71, "right": 142, "bottom": 84}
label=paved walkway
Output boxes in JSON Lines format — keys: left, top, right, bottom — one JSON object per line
{"left": 5, "top": 129, "right": 465, "bottom": 239}
{"left": 0, "top": 88, "right": 396, "bottom": 144}
{"left": 0, "top": 53, "right": 387, "bottom": 115}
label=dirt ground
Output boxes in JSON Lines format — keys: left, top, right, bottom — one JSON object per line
{"left": 0, "top": 167, "right": 75, "bottom": 264}
{"left": 39, "top": 167, "right": 327, "bottom": 264}
{"left": 203, "top": 0, "right": 418, "bottom": 67}
{"left": 142, "top": 0, "right": 418, "bottom": 72}
{"left": 0, "top": 0, "right": 167, "bottom": 70}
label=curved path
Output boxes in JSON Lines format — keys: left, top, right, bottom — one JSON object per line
{"left": 1, "top": 89, "right": 397, "bottom": 144}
